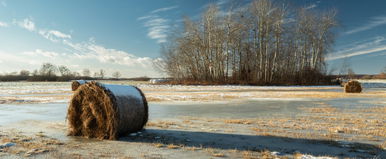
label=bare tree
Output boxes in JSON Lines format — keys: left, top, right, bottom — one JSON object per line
{"left": 112, "top": 71, "right": 121, "bottom": 79}
{"left": 72, "top": 71, "right": 81, "bottom": 77}
{"left": 339, "top": 58, "right": 350, "bottom": 75}
{"left": 94, "top": 72, "right": 100, "bottom": 78}
{"left": 19, "top": 70, "right": 30, "bottom": 76}
{"left": 58, "top": 65, "right": 71, "bottom": 76}
{"left": 99, "top": 69, "right": 105, "bottom": 79}
{"left": 348, "top": 68, "right": 355, "bottom": 79}
{"left": 39, "top": 63, "right": 57, "bottom": 77}
{"left": 82, "top": 69, "right": 91, "bottom": 77}
{"left": 32, "top": 69, "right": 38, "bottom": 76}
{"left": 159, "top": 0, "right": 337, "bottom": 85}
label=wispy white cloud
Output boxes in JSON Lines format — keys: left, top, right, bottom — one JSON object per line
{"left": 137, "top": 5, "right": 179, "bottom": 43}
{"left": 0, "top": 21, "right": 8, "bottom": 27}
{"left": 137, "top": 15, "right": 156, "bottom": 21}
{"left": 139, "top": 15, "right": 170, "bottom": 43}
{"left": 2, "top": 17, "right": 161, "bottom": 77}
{"left": 143, "top": 17, "right": 169, "bottom": 43}
{"left": 39, "top": 30, "right": 71, "bottom": 42}
{"left": 14, "top": 17, "right": 36, "bottom": 31}
{"left": 13, "top": 17, "right": 72, "bottom": 42}
{"left": 63, "top": 39, "right": 157, "bottom": 68}
{"left": 305, "top": 4, "right": 317, "bottom": 10}
{"left": 345, "top": 16, "right": 386, "bottom": 35}
{"left": 23, "top": 49, "right": 59, "bottom": 58}
{"left": 328, "top": 46, "right": 386, "bottom": 60}
{"left": 327, "top": 36, "right": 386, "bottom": 60}
{"left": 151, "top": 5, "right": 178, "bottom": 14}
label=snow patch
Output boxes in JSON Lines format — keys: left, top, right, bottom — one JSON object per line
{"left": 300, "top": 155, "right": 334, "bottom": 159}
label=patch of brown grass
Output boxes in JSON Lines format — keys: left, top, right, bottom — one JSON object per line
{"left": 146, "top": 121, "right": 177, "bottom": 128}
{"left": 153, "top": 143, "right": 164, "bottom": 148}
{"left": 212, "top": 152, "right": 225, "bottom": 157}
{"left": 225, "top": 119, "right": 253, "bottom": 125}
{"left": 242, "top": 151, "right": 259, "bottom": 159}
{"left": 166, "top": 144, "right": 180, "bottom": 149}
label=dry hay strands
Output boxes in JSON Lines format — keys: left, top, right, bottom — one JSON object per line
{"left": 67, "top": 81, "right": 148, "bottom": 140}
{"left": 344, "top": 80, "right": 362, "bottom": 93}
{"left": 71, "top": 80, "right": 88, "bottom": 91}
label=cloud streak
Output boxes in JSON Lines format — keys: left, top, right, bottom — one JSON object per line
{"left": 143, "top": 17, "right": 169, "bottom": 43}
{"left": 39, "top": 30, "right": 71, "bottom": 42}
{"left": 63, "top": 39, "right": 157, "bottom": 68}
{"left": 327, "top": 36, "right": 386, "bottom": 60}
{"left": 15, "top": 18, "right": 36, "bottom": 31}
{"left": 23, "top": 49, "right": 59, "bottom": 58}
{"left": 0, "top": 21, "right": 8, "bottom": 27}
{"left": 151, "top": 5, "right": 178, "bottom": 14}
{"left": 138, "top": 5, "right": 179, "bottom": 43}
{"left": 305, "top": 4, "right": 317, "bottom": 10}
{"left": 345, "top": 16, "right": 386, "bottom": 35}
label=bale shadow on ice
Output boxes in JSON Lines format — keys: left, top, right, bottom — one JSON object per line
{"left": 120, "top": 129, "right": 385, "bottom": 158}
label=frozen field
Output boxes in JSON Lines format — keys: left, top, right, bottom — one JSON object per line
{"left": 0, "top": 81, "right": 385, "bottom": 158}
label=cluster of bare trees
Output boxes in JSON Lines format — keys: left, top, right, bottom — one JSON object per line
{"left": 0, "top": 63, "right": 123, "bottom": 81}
{"left": 158, "top": 0, "right": 337, "bottom": 85}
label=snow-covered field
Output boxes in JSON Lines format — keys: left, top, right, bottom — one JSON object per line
{"left": 0, "top": 81, "right": 385, "bottom": 158}
{"left": 1, "top": 80, "right": 386, "bottom": 104}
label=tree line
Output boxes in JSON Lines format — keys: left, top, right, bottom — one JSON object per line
{"left": 157, "top": 0, "right": 338, "bottom": 85}
{"left": 0, "top": 63, "right": 122, "bottom": 81}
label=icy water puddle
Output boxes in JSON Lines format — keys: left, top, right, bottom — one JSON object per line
{"left": 150, "top": 97, "right": 385, "bottom": 119}
{"left": 0, "top": 97, "right": 383, "bottom": 126}
{"left": 0, "top": 100, "right": 321, "bottom": 126}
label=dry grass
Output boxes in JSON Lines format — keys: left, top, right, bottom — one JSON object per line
{"left": 0, "top": 132, "right": 64, "bottom": 157}
{"left": 146, "top": 121, "right": 177, "bottom": 128}
{"left": 182, "top": 103, "right": 385, "bottom": 149}
{"left": 302, "top": 106, "right": 337, "bottom": 113}
{"left": 224, "top": 119, "right": 253, "bottom": 125}
{"left": 293, "top": 152, "right": 302, "bottom": 159}
{"left": 242, "top": 151, "right": 259, "bottom": 159}
{"left": 144, "top": 88, "right": 386, "bottom": 102}
{"left": 153, "top": 143, "right": 164, "bottom": 148}
{"left": 183, "top": 146, "right": 203, "bottom": 151}
{"left": 35, "top": 131, "right": 46, "bottom": 137}
{"left": 166, "top": 144, "right": 180, "bottom": 149}
{"left": 212, "top": 152, "right": 225, "bottom": 157}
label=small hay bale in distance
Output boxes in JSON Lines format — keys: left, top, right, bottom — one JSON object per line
{"left": 71, "top": 80, "right": 87, "bottom": 91}
{"left": 344, "top": 80, "right": 362, "bottom": 93}
{"left": 67, "top": 81, "right": 148, "bottom": 140}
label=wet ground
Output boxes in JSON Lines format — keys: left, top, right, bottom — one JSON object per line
{"left": 0, "top": 81, "right": 385, "bottom": 158}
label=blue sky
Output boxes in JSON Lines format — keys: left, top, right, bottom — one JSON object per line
{"left": 0, "top": 0, "right": 385, "bottom": 77}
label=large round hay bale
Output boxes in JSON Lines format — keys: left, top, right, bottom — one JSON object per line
{"left": 71, "top": 80, "right": 87, "bottom": 91}
{"left": 67, "top": 82, "right": 148, "bottom": 140}
{"left": 344, "top": 80, "right": 362, "bottom": 93}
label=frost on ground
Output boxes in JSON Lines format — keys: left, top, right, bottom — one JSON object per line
{"left": 0, "top": 81, "right": 385, "bottom": 158}
{"left": 1, "top": 81, "right": 386, "bottom": 104}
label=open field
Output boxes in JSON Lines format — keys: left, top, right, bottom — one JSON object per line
{"left": 0, "top": 80, "right": 385, "bottom": 158}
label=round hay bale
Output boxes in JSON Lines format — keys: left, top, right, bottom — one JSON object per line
{"left": 344, "top": 80, "right": 362, "bottom": 93}
{"left": 67, "top": 82, "right": 148, "bottom": 140}
{"left": 71, "top": 80, "right": 87, "bottom": 91}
